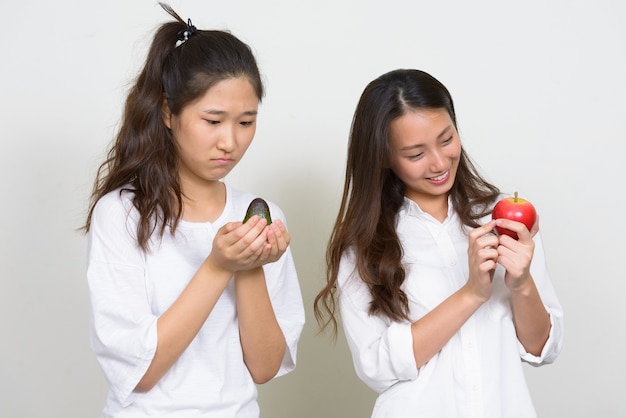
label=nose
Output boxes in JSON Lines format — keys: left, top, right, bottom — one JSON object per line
{"left": 430, "top": 149, "right": 447, "bottom": 171}
{"left": 217, "top": 124, "right": 236, "bottom": 153}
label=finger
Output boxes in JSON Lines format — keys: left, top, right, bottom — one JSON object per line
{"left": 222, "top": 221, "right": 242, "bottom": 233}
{"left": 269, "top": 221, "right": 290, "bottom": 250}
{"left": 479, "top": 258, "right": 498, "bottom": 273}
{"left": 244, "top": 226, "right": 269, "bottom": 254}
{"left": 263, "top": 227, "right": 280, "bottom": 258}
{"left": 496, "top": 243, "right": 517, "bottom": 260}
{"left": 469, "top": 220, "right": 497, "bottom": 242}
{"left": 214, "top": 221, "right": 244, "bottom": 246}
{"left": 219, "top": 219, "right": 267, "bottom": 265}
{"left": 220, "top": 217, "right": 259, "bottom": 244}
{"left": 272, "top": 219, "right": 288, "bottom": 234}
{"left": 268, "top": 227, "right": 291, "bottom": 261}
{"left": 253, "top": 241, "right": 272, "bottom": 260}
{"left": 494, "top": 218, "right": 533, "bottom": 241}
{"left": 478, "top": 245, "right": 499, "bottom": 265}
{"left": 496, "top": 254, "right": 527, "bottom": 280}
{"left": 529, "top": 215, "right": 540, "bottom": 238}
{"left": 497, "top": 240, "right": 532, "bottom": 269}
{"left": 259, "top": 242, "right": 273, "bottom": 260}
{"left": 239, "top": 216, "right": 268, "bottom": 245}
{"left": 477, "top": 232, "right": 499, "bottom": 250}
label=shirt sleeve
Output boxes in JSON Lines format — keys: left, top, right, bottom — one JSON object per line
{"left": 337, "top": 251, "right": 418, "bottom": 393}
{"left": 518, "top": 231, "right": 564, "bottom": 365}
{"left": 87, "top": 192, "right": 157, "bottom": 406}
{"left": 262, "top": 206, "right": 305, "bottom": 378}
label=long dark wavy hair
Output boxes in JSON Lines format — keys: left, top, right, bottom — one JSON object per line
{"left": 83, "top": 3, "right": 264, "bottom": 251}
{"left": 314, "top": 69, "right": 500, "bottom": 337}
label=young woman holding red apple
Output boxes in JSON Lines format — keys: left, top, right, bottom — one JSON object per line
{"left": 314, "top": 69, "right": 563, "bottom": 417}
{"left": 83, "top": 4, "right": 304, "bottom": 417}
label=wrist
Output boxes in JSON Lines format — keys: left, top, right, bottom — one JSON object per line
{"left": 508, "top": 275, "right": 534, "bottom": 296}
{"left": 200, "top": 258, "right": 233, "bottom": 283}
{"left": 459, "top": 282, "right": 490, "bottom": 307}
{"left": 235, "top": 266, "right": 264, "bottom": 280}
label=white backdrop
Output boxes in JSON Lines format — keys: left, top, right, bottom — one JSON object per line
{"left": 1, "top": 1, "right": 625, "bottom": 417}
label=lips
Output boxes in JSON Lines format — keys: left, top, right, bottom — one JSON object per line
{"left": 213, "top": 158, "right": 234, "bottom": 166}
{"left": 427, "top": 170, "right": 449, "bottom": 184}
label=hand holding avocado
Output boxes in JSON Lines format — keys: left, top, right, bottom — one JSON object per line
{"left": 205, "top": 198, "right": 288, "bottom": 274}
{"left": 242, "top": 197, "right": 290, "bottom": 265}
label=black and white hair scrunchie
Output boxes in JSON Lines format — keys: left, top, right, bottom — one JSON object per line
{"left": 176, "top": 18, "right": 197, "bottom": 46}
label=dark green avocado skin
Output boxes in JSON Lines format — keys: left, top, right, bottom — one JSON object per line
{"left": 243, "top": 198, "right": 272, "bottom": 224}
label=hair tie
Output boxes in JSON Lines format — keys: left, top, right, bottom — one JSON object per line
{"left": 176, "top": 18, "right": 197, "bottom": 45}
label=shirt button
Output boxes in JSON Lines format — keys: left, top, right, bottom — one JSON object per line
{"left": 450, "top": 260, "right": 457, "bottom": 266}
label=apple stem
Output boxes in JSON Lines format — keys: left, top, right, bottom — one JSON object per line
{"left": 514, "top": 191, "right": 518, "bottom": 202}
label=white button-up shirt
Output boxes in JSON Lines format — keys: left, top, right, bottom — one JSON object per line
{"left": 338, "top": 197, "right": 563, "bottom": 418}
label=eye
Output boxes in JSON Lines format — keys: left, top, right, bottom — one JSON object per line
{"left": 442, "top": 136, "right": 453, "bottom": 145}
{"left": 407, "top": 152, "right": 424, "bottom": 161}
{"left": 205, "top": 119, "right": 220, "bottom": 125}
{"left": 240, "top": 120, "right": 255, "bottom": 126}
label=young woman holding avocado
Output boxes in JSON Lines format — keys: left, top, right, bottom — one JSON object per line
{"left": 84, "top": 4, "right": 304, "bottom": 417}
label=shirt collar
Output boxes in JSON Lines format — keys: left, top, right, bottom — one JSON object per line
{"left": 399, "top": 195, "right": 454, "bottom": 223}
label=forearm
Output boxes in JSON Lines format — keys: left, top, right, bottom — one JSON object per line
{"left": 135, "top": 261, "right": 232, "bottom": 392}
{"left": 411, "top": 285, "right": 484, "bottom": 368}
{"left": 510, "top": 276, "right": 551, "bottom": 356}
{"left": 235, "top": 266, "right": 286, "bottom": 384}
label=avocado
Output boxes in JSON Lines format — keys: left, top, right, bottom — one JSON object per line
{"left": 243, "top": 197, "right": 272, "bottom": 224}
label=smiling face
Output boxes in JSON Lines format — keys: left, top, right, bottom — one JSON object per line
{"left": 162, "top": 77, "right": 259, "bottom": 192}
{"left": 388, "top": 107, "right": 461, "bottom": 218}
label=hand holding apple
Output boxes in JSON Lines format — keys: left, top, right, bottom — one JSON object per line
{"left": 491, "top": 192, "right": 537, "bottom": 240}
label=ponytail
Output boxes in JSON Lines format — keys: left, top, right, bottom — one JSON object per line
{"left": 84, "top": 3, "right": 264, "bottom": 251}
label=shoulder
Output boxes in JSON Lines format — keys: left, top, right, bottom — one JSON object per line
{"left": 337, "top": 248, "right": 359, "bottom": 289}
{"left": 94, "top": 187, "right": 134, "bottom": 213}
{"left": 91, "top": 188, "right": 138, "bottom": 229}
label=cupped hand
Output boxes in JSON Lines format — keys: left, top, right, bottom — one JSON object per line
{"left": 262, "top": 219, "right": 291, "bottom": 264}
{"left": 205, "top": 216, "right": 291, "bottom": 274}
{"left": 206, "top": 215, "right": 270, "bottom": 273}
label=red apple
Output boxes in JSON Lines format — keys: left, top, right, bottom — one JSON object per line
{"left": 491, "top": 192, "right": 536, "bottom": 240}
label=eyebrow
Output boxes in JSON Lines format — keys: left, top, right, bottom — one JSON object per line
{"left": 203, "top": 109, "right": 258, "bottom": 116}
{"left": 399, "top": 125, "right": 453, "bottom": 151}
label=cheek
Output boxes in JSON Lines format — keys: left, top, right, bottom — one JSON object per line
{"left": 392, "top": 160, "right": 426, "bottom": 183}
{"left": 172, "top": 133, "right": 208, "bottom": 164}
{"left": 450, "top": 141, "right": 462, "bottom": 158}
{"left": 245, "top": 126, "right": 257, "bottom": 143}
{"left": 171, "top": 132, "right": 192, "bottom": 154}
{"left": 239, "top": 127, "right": 257, "bottom": 149}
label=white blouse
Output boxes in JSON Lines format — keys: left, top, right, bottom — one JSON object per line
{"left": 87, "top": 185, "right": 305, "bottom": 418}
{"left": 338, "top": 197, "right": 563, "bottom": 418}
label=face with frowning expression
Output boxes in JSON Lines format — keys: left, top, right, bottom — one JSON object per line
{"left": 162, "top": 77, "right": 260, "bottom": 188}
{"left": 388, "top": 107, "right": 461, "bottom": 218}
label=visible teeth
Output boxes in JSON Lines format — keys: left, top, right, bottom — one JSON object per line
{"left": 430, "top": 171, "right": 448, "bottom": 181}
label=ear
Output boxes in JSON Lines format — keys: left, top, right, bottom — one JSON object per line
{"left": 161, "top": 94, "right": 172, "bottom": 129}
